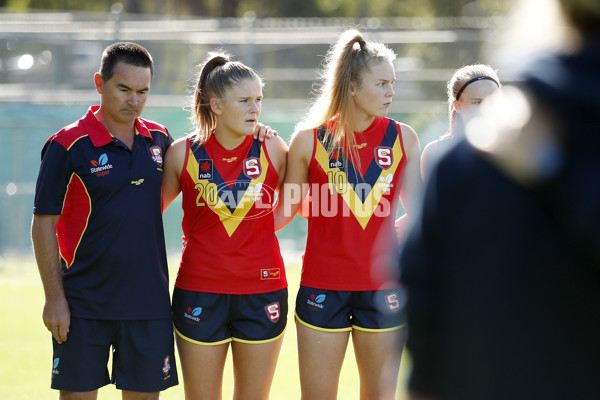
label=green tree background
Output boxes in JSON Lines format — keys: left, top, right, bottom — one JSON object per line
{"left": 4, "top": 0, "right": 511, "bottom": 17}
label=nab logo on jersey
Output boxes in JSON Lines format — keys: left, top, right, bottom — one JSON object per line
{"left": 243, "top": 157, "right": 261, "bottom": 179}
{"left": 375, "top": 146, "right": 393, "bottom": 170}
{"left": 198, "top": 159, "right": 213, "bottom": 180}
{"left": 265, "top": 302, "right": 281, "bottom": 322}
{"left": 329, "top": 150, "right": 343, "bottom": 169}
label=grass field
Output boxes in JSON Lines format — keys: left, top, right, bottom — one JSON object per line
{"left": 0, "top": 254, "right": 410, "bottom": 399}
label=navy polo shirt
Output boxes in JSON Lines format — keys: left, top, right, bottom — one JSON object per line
{"left": 33, "top": 106, "right": 173, "bottom": 320}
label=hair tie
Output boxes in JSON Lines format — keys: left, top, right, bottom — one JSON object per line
{"left": 455, "top": 76, "right": 499, "bottom": 100}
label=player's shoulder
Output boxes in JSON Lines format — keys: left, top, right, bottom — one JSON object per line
{"left": 264, "top": 134, "right": 288, "bottom": 153}
{"left": 291, "top": 128, "right": 314, "bottom": 145}
{"left": 170, "top": 135, "right": 190, "bottom": 154}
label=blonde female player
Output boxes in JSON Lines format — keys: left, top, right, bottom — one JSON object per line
{"left": 274, "top": 29, "right": 422, "bottom": 400}
{"left": 420, "top": 64, "right": 501, "bottom": 180}
{"left": 162, "top": 52, "right": 288, "bottom": 400}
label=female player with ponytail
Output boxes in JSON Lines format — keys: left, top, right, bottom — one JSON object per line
{"left": 162, "top": 52, "right": 288, "bottom": 399}
{"left": 420, "top": 64, "right": 501, "bottom": 181}
{"left": 274, "top": 29, "right": 422, "bottom": 399}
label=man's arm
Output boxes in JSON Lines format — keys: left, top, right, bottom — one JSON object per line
{"left": 31, "top": 214, "right": 70, "bottom": 344}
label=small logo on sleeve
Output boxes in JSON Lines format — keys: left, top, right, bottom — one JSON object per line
{"left": 150, "top": 146, "right": 163, "bottom": 167}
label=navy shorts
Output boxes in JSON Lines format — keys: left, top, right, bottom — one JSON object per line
{"left": 295, "top": 286, "right": 406, "bottom": 332}
{"left": 50, "top": 318, "right": 178, "bottom": 392}
{"left": 172, "top": 287, "right": 288, "bottom": 345}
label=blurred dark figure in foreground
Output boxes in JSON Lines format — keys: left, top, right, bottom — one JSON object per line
{"left": 400, "top": 0, "right": 600, "bottom": 399}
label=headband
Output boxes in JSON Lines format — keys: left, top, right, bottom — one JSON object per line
{"left": 455, "top": 76, "right": 500, "bottom": 100}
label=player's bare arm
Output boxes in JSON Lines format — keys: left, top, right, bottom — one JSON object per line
{"left": 264, "top": 134, "right": 289, "bottom": 190}
{"left": 161, "top": 137, "right": 187, "bottom": 212}
{"left": 273, "top": 129, "right": 313, "bottom": 230}
{"left": 395, "top": 123, "right": 422, "bottom": 240}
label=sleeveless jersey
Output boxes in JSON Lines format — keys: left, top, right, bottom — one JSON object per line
{"left": 302, "top": 117, "right": 407, "bottom": 291}
{"left": 176, "top": 134, "right": 286, "bottom": 294}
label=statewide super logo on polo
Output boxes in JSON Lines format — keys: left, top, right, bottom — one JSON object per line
{"left": 90, "top": 153, "right": 113, "bottom": 177}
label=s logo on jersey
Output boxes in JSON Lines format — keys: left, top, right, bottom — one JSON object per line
{"left": 243, "top": 157, "right": 262, "bottom": 179}
{"left": 265, "top": 302, "right": 281, "bottom": 322}
{"left": 149, "top": 146, "right": 163, "bottom": 166}
{"left": 375, "top": 146, "right": 393, "bottom": 170}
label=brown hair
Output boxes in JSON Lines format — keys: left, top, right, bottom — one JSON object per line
{"left": 191, "top": 51, "right": 263, "bottom": 145}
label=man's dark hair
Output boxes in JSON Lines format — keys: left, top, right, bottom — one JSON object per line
{"left": 99, "top": 42, "right": 154, "bottom": 82}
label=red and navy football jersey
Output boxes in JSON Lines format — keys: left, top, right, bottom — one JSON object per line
{"left": 302, "top": 117, "right": 407, "bottom": 291}
{"left": 33, "top": 106, "right": 173, "bottom": 320}
{"left": 175, "top": 134, "right": 286, "bottom": 294}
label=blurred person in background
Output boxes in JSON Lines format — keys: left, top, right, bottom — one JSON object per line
{"left": 161, "top": 52, "right": 288, "bottom": 400}
{"left": 400, "top": 0, "right": 600, "bottom": 399}
{"left": 274, "top": 29, "right": 422, "bottom": 400}
{"left": 420, "top": 64, "right": 501, "bottom": 181}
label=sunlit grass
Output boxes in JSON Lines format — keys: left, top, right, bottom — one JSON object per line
{"left": 0, "top": 255, "right": 410, "bottom": 399}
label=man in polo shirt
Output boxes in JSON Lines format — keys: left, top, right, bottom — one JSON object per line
{"left": 31, "top": 42, "right": 178, "bottom": 399}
